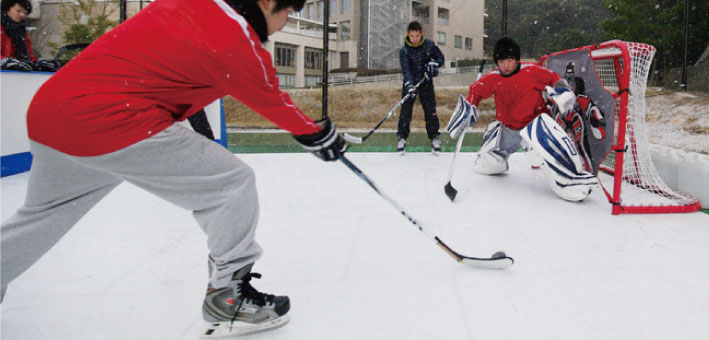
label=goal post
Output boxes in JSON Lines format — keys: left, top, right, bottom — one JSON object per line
{"left": 539, "top": 40, "right": 701, "bottom": 214}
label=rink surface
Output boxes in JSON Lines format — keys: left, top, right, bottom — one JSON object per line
{"left": 2, "top": 152, "right": 708, "bottom": 340}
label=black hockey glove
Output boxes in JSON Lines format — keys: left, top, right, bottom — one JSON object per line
{"left": 1, "top": 57, "right": 33, "bottom": 72}
{"left": 293, "top": 118, "right": 347, "bottom": 162}
{"left": 426, "top": 61, "right": 439, "bottom": 77}
{"left": 34, "top": 59, "right": 62, "bottom": 72}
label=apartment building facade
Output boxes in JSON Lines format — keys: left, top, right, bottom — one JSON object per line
{"left": 272, "top": 0, "right": 486, "bottom": 85}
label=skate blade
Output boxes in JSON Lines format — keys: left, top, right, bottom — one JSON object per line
{"left": 200, "top": 314, "right": 290, "bottom": 339}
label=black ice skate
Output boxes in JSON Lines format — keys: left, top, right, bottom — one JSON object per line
{"left": 201, "top": 264, "right": 290, "bottom": 338}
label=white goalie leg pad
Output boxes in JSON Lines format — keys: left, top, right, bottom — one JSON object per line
{"left": 520, "top": 114, "right": 597, "bottom": 201}
{"left": 200, "top": 315, "right": 291, "bottom": 339}
{"left": 473, "top": 121, "right": 509, "bottom": 175}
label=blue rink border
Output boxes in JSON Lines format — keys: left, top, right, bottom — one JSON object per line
{"left": 1, "top": 152, "right": 33, "bottom": 177}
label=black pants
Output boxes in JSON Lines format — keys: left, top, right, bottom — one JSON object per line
{"left": 188, "top": 109, "right": 215, "bottom": 140}
{"left": 397, "top": 81, "right": 439, "bottom": 140}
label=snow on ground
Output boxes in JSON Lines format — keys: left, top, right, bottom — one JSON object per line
{"left": 1, "top": 152, "right": 709, "bottom": 340}
{"left": 645, "top": 91, "right": 709, "bottom": 154}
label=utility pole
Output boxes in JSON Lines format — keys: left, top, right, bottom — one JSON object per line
{"left": 322, "top": 0, "right": 330, "bottom": 119}
{"left": 119, "top": 0, "right": 127, "bottom": 23}
{"left": 681, "top": 0, "right": 689, "bottom": 91}
{"left": 501, "top": 0, "right": 507, "bottom": 36}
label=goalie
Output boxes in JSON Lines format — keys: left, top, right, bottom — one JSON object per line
{"left": 465, "top": 37, "right": 597, "bottom": 201}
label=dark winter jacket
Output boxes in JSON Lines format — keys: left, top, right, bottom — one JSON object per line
{"left": 399, "top": 36, "right": 444, "bottom": 86}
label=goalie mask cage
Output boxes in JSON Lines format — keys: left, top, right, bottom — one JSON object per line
{"left": 540, "top": 40, "right": 701, "bottom": 214}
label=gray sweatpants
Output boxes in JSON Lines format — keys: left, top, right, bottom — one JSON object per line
{"left": 1, "top": 124, "right": 262, "bottom": 298}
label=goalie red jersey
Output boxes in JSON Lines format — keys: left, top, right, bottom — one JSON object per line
{"left": 466, "top": 62, "right": 561, "bottom": 130}
{"left": 26, "top": 0, "right": 319, "bottom": 156}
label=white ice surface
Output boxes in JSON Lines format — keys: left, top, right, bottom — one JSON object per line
{"left": 2, "top": 152, "right": 709, "bottom": 340}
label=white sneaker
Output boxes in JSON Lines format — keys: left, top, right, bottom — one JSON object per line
{"left": 397, "top": 138, "right": 406, "bottom": 153}
{"left": 431, "top": 137, "right": 441, "bottom": 153}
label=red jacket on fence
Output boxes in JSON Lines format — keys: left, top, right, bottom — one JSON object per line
{"left": 1, "top": 29, "right": 36, "bottom": 62}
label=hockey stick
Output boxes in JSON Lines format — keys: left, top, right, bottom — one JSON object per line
{"left": 342, "top": 74, "right": 429, "bottom": 144}
{"left": 444, "top": 60, "right": 485, "bottom": 201}
{"left": 338, "top": 153, "right": 513, "bottom": 270}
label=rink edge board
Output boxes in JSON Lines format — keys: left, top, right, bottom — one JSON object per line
{"left": 0, "top": 152, "right": 33, "bottom": 177}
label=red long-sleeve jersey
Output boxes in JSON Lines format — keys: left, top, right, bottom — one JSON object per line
{"left": 466, "top": 62, "right": 561, "bottom": 130}
{"left": 1, "top": 29, "right": 37, "bottom": 62}
{"left": 27, "top": 0, "right": 319, "bottom": 156}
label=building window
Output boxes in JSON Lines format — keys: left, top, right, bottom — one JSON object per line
{"left": 341, "top": 0, "right": 350, "bottom": 14}
{"left": 317, "top": 1, "right": 323, "bottom": 19}
{"left": 412, "top": 4, "right": 429, "bottom": 24}
{"left": 306, "top": 3, "right": 313, "bottom": 19}
{"left": 340, "top": 51, "right": 349, "bottom": 69}
{"left": 340, "top": 21, "right": 350, "bottom": 40}
{"left": 437, "top": 32, "right": 446, "bottom": 46}
{"left": 329, "top": 0, "right": 337, "bottom": 15}
{"left": 437, "top": 8, "right": 449, "bottom": 26}
{"left": 275, "top": 43, "right": 296, "bottom": 67}
{"left": 305, "top": 75, "right": 321, "bottom": 87}
{"left": 465, "top": 37, "right": 473, "bottom": 50}
{"left": 305, "top": 47, "right": 323, "bottom": 70}
{"left": 454, "top": 35, "right": 462, "bottom": 49}
{"left": 277, "top": 73, "right": 295, "bottom": 88}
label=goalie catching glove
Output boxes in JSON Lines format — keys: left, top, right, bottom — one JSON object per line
{"left": 294, "top": 118, "right": 347, "bottom": 161}
{"left": 446, "top": 94, "right": 478, "bottom": 139}
{"left": 545, "top": 85, "right": 576, "bottom": 115}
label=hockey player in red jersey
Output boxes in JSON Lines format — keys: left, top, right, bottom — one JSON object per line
{"left": 0, "top": 0, "right": 345, "bottom": 337}
{"left": 466, "top": 37, "right": 596, "bottom": 201}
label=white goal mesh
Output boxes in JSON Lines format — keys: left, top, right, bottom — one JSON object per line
{"left": 545, "top": 40, "right": 700, "bottom": 214}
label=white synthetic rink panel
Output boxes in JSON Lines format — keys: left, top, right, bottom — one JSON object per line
{"left": 1, "top": 152, "right": 708, "bottom": 340}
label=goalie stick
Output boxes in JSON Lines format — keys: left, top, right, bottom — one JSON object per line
{"left": 338, "top": 153, "right": 513, "bottom": 270}
{"left": 444, "top": 60, "right": 485, "bottom": 201}
{"left": 342, "top": 74, "right": 429, "bottom": 144}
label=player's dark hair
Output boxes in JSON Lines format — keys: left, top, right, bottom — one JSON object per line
{"left": 493, "top": 36, "right": 521, "bottom": 64}
{"left": 274, "top": 0, "right": 306, "bottom": 12}
{"left": 407, "top": 21, "right": 422, "bottom": 32}
{"left": 1, "top": 0, "right": 32, "bottom": 14}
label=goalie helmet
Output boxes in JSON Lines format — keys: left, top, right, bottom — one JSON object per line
{"left": 493, "top": 37, "right": 520, "bottom": 64}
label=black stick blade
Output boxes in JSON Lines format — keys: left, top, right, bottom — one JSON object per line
{"left": 444, "top": 181, "right": 457, "bottom": 201}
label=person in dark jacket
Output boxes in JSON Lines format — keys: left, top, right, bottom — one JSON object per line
{"left": 397, "top": 21, "right": 445, "bottom": 154}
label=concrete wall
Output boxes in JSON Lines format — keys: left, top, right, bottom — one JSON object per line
{"left": 650, "top": 144, "right": 709, "bottom": 208}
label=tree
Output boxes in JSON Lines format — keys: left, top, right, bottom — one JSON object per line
{"left": 484, "top": 0, "right": 610, "bottom": 60}
{"left": 50, "top": 0, "right": 119, "bottom": 61}
{"left": 602, "top": 0, "right": 709, "bottom": 76}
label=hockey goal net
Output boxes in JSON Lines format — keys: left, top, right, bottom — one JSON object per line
{"left": 540, "top": 40, "right": 701, "bottom": 214}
